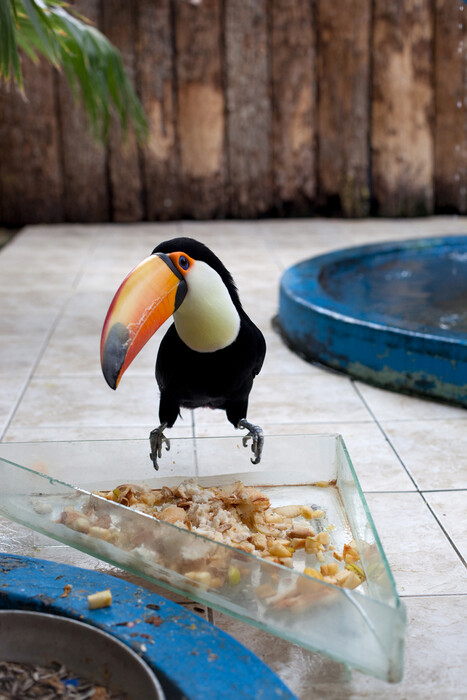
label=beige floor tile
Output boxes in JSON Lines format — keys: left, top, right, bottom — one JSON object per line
{"left": 0, "top": 231, "right": 93, "bottom": 291}
{"left": 0, "top": 375, "right": 27, "bottom": 438}
{"left": 192, "top": 419, "right": 415, "bottom": 491}
{"left": 256, "top": 421, "right": 415, "bottom": 492}
{"left": 213, "top": 593, "right": 467, "bottom": 699}
{"left": 94, "top": 221, "right": 181, "bottom": 242}
{"left": 355, "top": 382, "right": 467, "bottom": 422}
{"left": 0, "top": 332, "right": 51, "bottom": 378}
{"left": 247, "top": 372, "right": 371, "bottom": 425}
{"left": 383, "top": 420, "right": 467, "bottom": 490}
{"left": 8, "top": 376, "right": 161, "bottom": 429}
{"left": 178, "top": 219, "right": 266, "bottom": 249}
{"left": 75, "top": 258, "right": 146, "bottom": 292}
{"left": 191, "top": 371, "right": 371, "bottom": 431}
{"left": 35, "top": 291, "right": 171, "bottom": 378}
{"left": 3, "top": 424, "right": 193, "bottom": 442}
{"left": 424, "top": 491, "right": 467, "bottom": 561}
{"left": 365, "top": 492, "right": 467, "bottom": 595}
{"left": 2, "top": 219, "right": 467, "bottom": 700}
{"left": 260, "top": 331, "right": 318, "bottom": 376}
{"left": 0, "top": 515, "right": 34, "bottom": 553}
{"left": 1, "top": 289, "right": 62, "bottom": 335}
{"left": 240, "top": 292, "right": 279, "bottom": 331}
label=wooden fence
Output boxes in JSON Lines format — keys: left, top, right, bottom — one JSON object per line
{"left": 0, "top": 0, "right": 465, "bottom": 225}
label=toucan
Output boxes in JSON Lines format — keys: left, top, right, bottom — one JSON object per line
{"left": 100, "top": 237, "right": 266, "bottom": 470}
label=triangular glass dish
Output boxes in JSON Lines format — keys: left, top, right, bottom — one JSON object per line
{"left": 0, "top": 435, "right": 405, "bottom": 682}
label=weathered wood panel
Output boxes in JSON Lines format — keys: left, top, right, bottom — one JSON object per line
{"left": 102, "top": 0, "right": 144, "bottom": 222}
{"left": 224, "top": 0, "right": 272, "bottom": 218}
{"left": 57, "top": 0, "right": 109, "bottom": 222}
{"left": 372, "top": 0, "right": 434, "bottom": 216}
{"left": 0, "top": 57, "right": 63, "bottom": 225}
{"left": 270, "top": 0, "right": 316, "bottom": 215}
{"left": 0, "top": 2, "right": 464, "bottom": 223}
{"left": 135, "top": 0, "right": 180, "bottom": 221}
{"left": 434, "top": 0, "right": 467, "bottom": 214}
{"left": 317, "top": 0, "right": 371, "bottom": 217}
{"left": 175, "top": 0, "right": 226, "bottom": 219}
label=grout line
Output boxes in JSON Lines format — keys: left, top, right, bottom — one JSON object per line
{"left": 0, "top": 238, "right": 100, "bottom": 442}
{"left": 352, "top": 381, "right": 467, "bottom": 568}
{"left": 421, "top": 488, "right": 467, "bottom": 493}
{"left": 400, "top": 592, "right": 467, "bottom": 599}
{"left": 190, "top": 410, "right": 196, "bottom": 440}
{"left": 363, "top": 489, "right": 418, "bottom": 494}
{"left": 352, "top": 381, "right": 421, "bottom": 489}
{"left": 357, "top": 415, "right": 467, "bottom": 424}
{"left": 423, "top": 498, "right": 467, "bottom": 569}
{"left": 0, "top": 300, "right": 72, "bottom": 442}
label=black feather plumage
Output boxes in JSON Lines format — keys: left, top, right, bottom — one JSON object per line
{"left": 152, "top": 237, "right": 266, "bottom": 429}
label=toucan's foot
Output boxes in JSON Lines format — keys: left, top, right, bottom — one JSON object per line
{"left": 149, "top": 423, "right": 170, "bottom": 471}
{"left": 237, "top": 419, "right": 264, "bottom": 465}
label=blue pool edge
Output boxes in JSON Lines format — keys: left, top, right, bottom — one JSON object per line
{"left": 276, "top": 236, "right": 467, "bottom": 408}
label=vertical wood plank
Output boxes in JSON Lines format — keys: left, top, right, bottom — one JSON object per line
{"left": 135, "top": 0, "right": 179, "bottom": 221}
{"left": 224, "top": 0, "right": 272, "bottom": 218}
{"left": 102, "top": 0, "right": 144, "bottom": 222}
{"left": 0, "top": 58, "right": 63, "bottom": 225}
{"left": 317, "top": 0, "right": 371, "bottom": 217}
{"left": 175, "top": 0, "right": 226, "bottom": 218}
{"left": 270, "top": 0, "right": 316, "bottom": 215}
{"left": 57, "top": 0, "right": 109, "bottom": 222}
{"left": 434, "top": 1, "right": 467, "bottom": 214}
{"left": 372, "top": 0, "right": 434, "bottom": 216}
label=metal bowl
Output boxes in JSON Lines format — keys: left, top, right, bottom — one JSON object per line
{"left": 0, "top": 610, "right": 165, "bottom": 699}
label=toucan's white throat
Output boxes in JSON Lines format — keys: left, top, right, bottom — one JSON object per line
{"left": 173, "top": 261, "right": 240, "bottom": 352}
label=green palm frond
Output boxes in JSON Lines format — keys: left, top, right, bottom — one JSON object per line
{"left": 0, "top": 0, "right": 148, "bottom": 143}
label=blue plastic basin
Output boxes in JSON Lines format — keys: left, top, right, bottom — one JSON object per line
{"left": 278, "top": 236, "right": 467, "bottom": 407}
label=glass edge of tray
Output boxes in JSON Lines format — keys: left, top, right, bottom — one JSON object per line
{"left": 0, "top": 434, "right": 406, "bottom": 682}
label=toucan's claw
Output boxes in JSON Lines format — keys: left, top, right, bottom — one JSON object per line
{"left": 238, "top": 419, "right": 264, "bottom": 465}
{"left": 149, "top": 423, "right": 170, "bottom": 471}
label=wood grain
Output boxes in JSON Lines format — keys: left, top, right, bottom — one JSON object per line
{"left": 135, "top": 0, "right": 180, "bottom": 221}
{"left": 270, "top": 0, "right": 316, "bottom": 215}
{"left": 57, "top": 0, "right": 109, "bottom": 222}
{"left": 175, "top": 0, "right": 226, "bottom": 219}
{"left": 434, "top": 0, "right": 467, "bottom": 214}
{"left": 0, "top": 57, "right": 63, "bottom": 225}
{"left": 317, "top": 0, "right": 371, "bottom": 217}
{"left": 372, "top": 0, "right": 435, "bottom": 216}
{"left": 102, "top": 0, "right": 144, "bottom": 222}
{"left": 0, "top": 3, "right": 462, "bottom": 223}
{"left": 224, "top": 0, "right": 272, "bottom": 218}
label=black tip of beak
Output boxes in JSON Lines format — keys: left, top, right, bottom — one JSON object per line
{"left": 101, "top": 323, "right": 129, "bottom": 390}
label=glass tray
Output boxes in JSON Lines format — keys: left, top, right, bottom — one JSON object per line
{"left": 0, "top": 434, "right": 405, "bottom": 682}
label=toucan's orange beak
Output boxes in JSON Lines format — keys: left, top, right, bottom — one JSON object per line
{"left": 100, "top": 253, "right": 187, "bottom": 389}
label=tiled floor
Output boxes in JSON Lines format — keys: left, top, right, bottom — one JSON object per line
{"left": 1, "top": 217, "right": 466, "bottom": 699}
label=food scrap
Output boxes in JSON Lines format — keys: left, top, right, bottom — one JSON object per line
{"left": 60, "top": 583, "right": 73, "bottom": 598}
{"left": 51, "top": 480, "right": 366, "bottom": 603}
{"left": 87, "top": 589, "right": 112, "bottom": 610}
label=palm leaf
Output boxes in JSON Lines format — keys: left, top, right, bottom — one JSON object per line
{"left": 0, "top": 0, "right": 148, "bottom": 143}
{"left": 0, "top": 1, "right": 22, "bottom": 86}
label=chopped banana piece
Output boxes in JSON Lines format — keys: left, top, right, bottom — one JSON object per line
{"left": 268, "top": 542, "right": 293, "bottom": 558}
{"left": 273, "top": 505, "right": 302, "bottom": 518}
{"left": 304, "top": 567, "right": 324, "bottom": 580}
{"left": 316, "top": 531, "right": 330, "bottom": 545}
{"left": 300, "top": 505, "right": 314, "bottom": 519}
{"left": 87, "top": 589, "right": 112, "bottom": 610}
{"left": 52, "top": 478, "right": 366, "bottom": 597}
{"left": 320, "top": 562, "right": 339, "bottom": 577}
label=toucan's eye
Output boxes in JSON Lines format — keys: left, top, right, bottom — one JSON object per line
{"left": 179, "top": 255, "right": 190, "bottom": 270}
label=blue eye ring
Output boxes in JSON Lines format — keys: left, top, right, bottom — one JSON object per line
{"left": 179, "top": 255, "right": 190, "bottom": 270}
